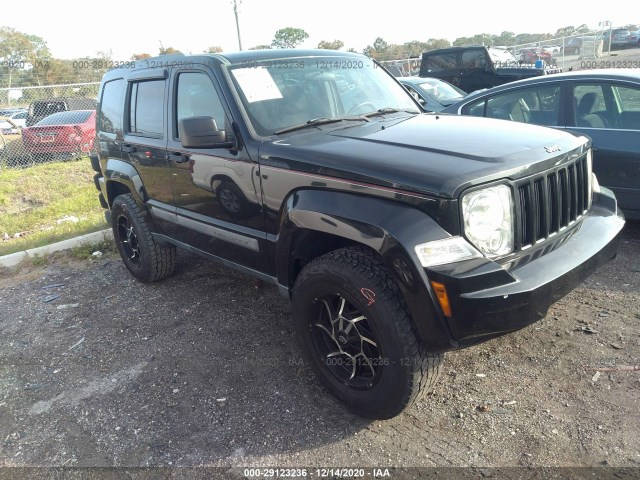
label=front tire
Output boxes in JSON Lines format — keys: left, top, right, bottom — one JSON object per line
{"left": 111, "top": 193, "right": 176, "bottom": 282}
{"left": 292, "top": 247, "right": 441, "bottom": 419}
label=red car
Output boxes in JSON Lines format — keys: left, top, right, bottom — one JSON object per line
{"left": 520, "top": 48, "right": 553, "bottom": 64}
{"left": 22, "top": 110, "right": 96, "bottom": 160}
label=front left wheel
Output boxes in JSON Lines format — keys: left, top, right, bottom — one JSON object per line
{"left": 111, "top": 193, "right": 176, "bottom": 282}
{"left": 292, "top": 246, "right": 442, "bottom": 419}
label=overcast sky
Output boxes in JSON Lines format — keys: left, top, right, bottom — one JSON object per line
{"left": 3, "top": 0, "right": 635, "bottom": 59}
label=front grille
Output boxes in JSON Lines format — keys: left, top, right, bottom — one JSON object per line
{"left": 515, "top": 154, "right": 590, "bottom": 249}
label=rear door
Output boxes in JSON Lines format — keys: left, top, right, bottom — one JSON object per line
{"left": 121, "top": 70, "right": 175, "bottom": 230}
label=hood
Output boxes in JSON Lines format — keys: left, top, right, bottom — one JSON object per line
{"left": 258, "top": 113, "right": 588, "bottom": 198}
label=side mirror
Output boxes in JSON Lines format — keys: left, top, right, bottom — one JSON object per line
{"left": 178, "top": 116, "right": 233, "bottom": 149}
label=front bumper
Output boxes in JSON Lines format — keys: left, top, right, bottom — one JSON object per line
{"left": 426, "top": 188, "right": 624, "bottom": 348}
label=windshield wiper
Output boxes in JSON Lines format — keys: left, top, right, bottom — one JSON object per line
{"left": 364, "top": 107, "right": 419, "bottom": 118}
{"left": 274, "top": 117, "right": 342, "bottom": 135}
{"left": 338, "top": 114, "right": 371, "bottom": 122}
{"left": 274, "top": 113, "right": 381, "bottom": 135}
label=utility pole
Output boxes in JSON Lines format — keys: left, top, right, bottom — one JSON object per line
{"left": 233, "top": 0, "right": 243, "bottom": 51}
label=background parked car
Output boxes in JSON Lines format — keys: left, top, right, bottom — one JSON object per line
{"left": 0, "top": 117, "right": 20, "bottom": 136}
{"left": 560, "top": 38, "right": 582, "bottom": 55}
{"left": 442, "top": 70, "right": 640, "bottom": 220}
{"left": 4, "top": 109, "right": 27, "bottom": 128}
{"left": 543, "top": 45, "right": 561, "bottom": 54}
{"left": 520, "top": 47, "right": 553, "bottom": 64}
{"left": 21, "top": 110, "right": 96, "bottom": 162}
{"left": 26, "top": 97, "right": 97, "bottom": 126}
{"left": 397, "top": 77, "right": 466, "bottom": 112}
{"left": 611, "top": 28, "right": 631, "bottom": 49}
{"left": 0, "top": 116, "right": 28, "bottom": 167}
{"left": 0, "top": 107, "right": 26, "bottom": 116}
{"left": 560, "top": 35, "right": 610, "bottom": 55}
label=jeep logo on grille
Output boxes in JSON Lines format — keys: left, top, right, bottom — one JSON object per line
{"left": 545, "top": 145, "right": 561, "bottom": 153}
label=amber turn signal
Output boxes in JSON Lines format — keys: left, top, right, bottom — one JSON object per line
{"left": 430, "top": 281, "right": 452, "bottom": 318}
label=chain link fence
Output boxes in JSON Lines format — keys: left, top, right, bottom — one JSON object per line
{"left": 379, "top": 28, "right": 617, "bottom": 78}
{"left": 0, "top": 82, "right": 99, "bottom": 169}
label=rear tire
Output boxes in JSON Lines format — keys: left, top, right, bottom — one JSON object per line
{"left": 292, "top": 246, "right": 442, "bottom": 419}
{"left": 111, "top": 193, "right": 176, "bottom": 282}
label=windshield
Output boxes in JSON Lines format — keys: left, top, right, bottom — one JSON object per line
{"left": 416, "top": 79, "right": 465, "bottom": 102}
{"left": 228, "top": 56, "right": 419, "bottom": 136}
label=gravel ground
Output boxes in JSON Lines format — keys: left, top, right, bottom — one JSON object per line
{"left": 0, "top": 221, "right": 638, "bottom": 479}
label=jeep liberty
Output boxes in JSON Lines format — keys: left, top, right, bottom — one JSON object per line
{"left": 91, "top": 50, "right": 624, "bottom": 419}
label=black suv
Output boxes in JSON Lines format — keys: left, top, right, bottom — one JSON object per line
{"left": 91, "top": 50, "right": 624, "bottom": 419}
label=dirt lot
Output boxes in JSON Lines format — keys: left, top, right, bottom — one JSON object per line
{"left": 0, "top": 221, "right": 638, "bottom": 478}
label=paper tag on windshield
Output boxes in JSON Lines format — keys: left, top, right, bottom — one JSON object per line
{"left": 232, "top": 67, "right": 283, "bottom": 103}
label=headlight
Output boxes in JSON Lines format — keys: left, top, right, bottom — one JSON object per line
{"left": 462, "top": 184, "right": 514, "bottom": 257}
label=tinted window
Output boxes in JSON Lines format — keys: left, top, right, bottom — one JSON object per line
{"left": 176, "top": 72, "right": 226, "bottom": 138}
{"left": 35, "top": 110, "right": 93, "bottom": 125}
{"left": 574, "top": 84, "right": 609, "bottom": 129}
{"left": 99, "top": 78, "right": 125, "bottom": 134}
{"left": 461, "top": 50, "right": 486, "bottom": 68}
{"left": 129, "top": 80, "right": 164, "bottom": 137}
{"left": 616, "top": 85, "right": 640, "bottom": 112}
{"left": 426, "top": 53, "right": 457, "bottom": 72}
{"left": 464, "top": 98, "right": 486, "bottom": 117}
{"left": 615, "top": 84, "right": 640, "bottom": 130}
{"left": 482, "top": 85, "right": 560, "bottom": 126}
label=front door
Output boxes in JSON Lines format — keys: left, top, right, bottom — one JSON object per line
{"left": 166, "top": 68, "right": 267, "bottom": 272}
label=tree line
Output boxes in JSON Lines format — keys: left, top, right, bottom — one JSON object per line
{"left": 1, "top": 23, "right": 638, "bottom": 88}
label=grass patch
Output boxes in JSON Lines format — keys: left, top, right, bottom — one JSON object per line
{"left": 0, "top": 159, "right": 108, "bottom": 256}
{"left": 70, "top": 237, "right": 116, "bottom": 260}
{"left": 30, "top": 253, "right": 50, "bottom": 266}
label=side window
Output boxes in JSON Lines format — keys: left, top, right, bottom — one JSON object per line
{"left": 463, "top": 98, "right": 486, "bottom": 117}
{"left": 573, "top": 84, "right": 608, "bottom": 129}
{"left": 426, "top": 54, "right": 457, "bottom": 72}
{"left": 98, "top": 78, "right": 125, "bottom": 135}
{"left": 616, "top": 85, "right": 640, "bottom": 111}
{"left": 613, "top": 84, "right": 640, "bottom": 130}
{"left": 486, "top": 94, "right": 517, "bottom": 121}
{"left": 129, "top": 79, "right": 165, "bottom": 137}
{"left": 176, "top": 72, "right": 226, "bottom": 138}
{"left": 461, "top": 50, "right": 486, "bottom": 69}
{"left": 484, "top": 85, "right": 560, "bottom": 126}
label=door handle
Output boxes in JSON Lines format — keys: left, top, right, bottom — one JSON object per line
{"left": 166, "top": 152, "right": 189, "bottom": 163}
{"left": 121, "top": 144, "right": 135, "bottom": 153}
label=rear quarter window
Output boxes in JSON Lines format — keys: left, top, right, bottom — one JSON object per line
{"left": 99, "top": 79, "right": 125, "bottom": 135}
{"left": 426, "top": 54, "right": 458, "bottom": 72}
